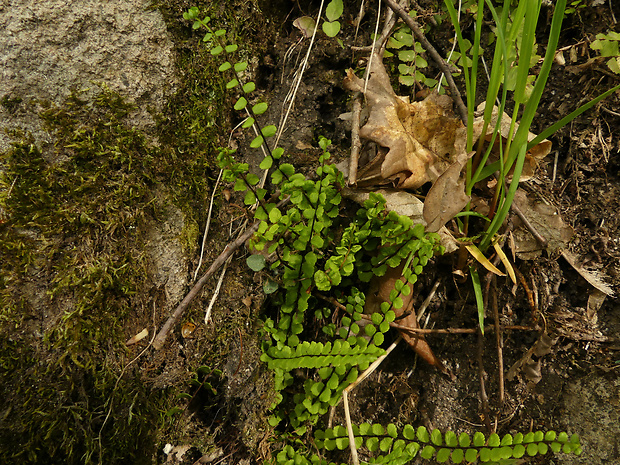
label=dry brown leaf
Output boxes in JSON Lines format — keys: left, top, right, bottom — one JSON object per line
{"left": 364, "top": 264, "right": 446, "bottom": 372}
{"left": 587, "top": 289, "right": 606, "bottom": 322}
{"left": 343, "top": 52, "right": 466, "bottom": 189}
{"left": 562, "top": 250, "right": 615, "bottom": 297}
{"left": 126, "top": 328, "right": 148, "bottom": 346}
{"left": 423, "top": 154, "right": 471, "bottom": 232}
{"left": 506, "top": 332, "right": 558, "bottom": 384}
{"left": 512, "top": 189, "right": 573, "bottom": 259}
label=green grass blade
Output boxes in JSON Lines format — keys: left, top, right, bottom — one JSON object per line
{"left": 505, "top": 0, "right": 567, "bottom": 170}
{"left": 480, "top": 144, "right": 526, "bottom": 251}
{"left": 528, "top": 83, "right": 620, "bottom": 148}
{"left": 512, "top": 0, "right": 540, "bottom": 106}
{"left": 470, "top": 266, "right": 485, "bottom": 334}
{"left": 470, "top": 0, "right": 512, "bottom": 190}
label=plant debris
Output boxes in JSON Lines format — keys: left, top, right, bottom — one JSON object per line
{"left": 343, "top": 52, "right": 468, "bottom": 190}
{"left": 511, "top": 189, "right": 574, "bottom": 259}
{"left": 364, "top": 264, "right": 446, "bottom": 372}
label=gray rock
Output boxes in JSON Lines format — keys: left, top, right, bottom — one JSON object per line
{"left": 0, "top": 0, "right": 177, "bottom": 151}
{"left": 560, "top": 375, "right": 620, "bottom": 464}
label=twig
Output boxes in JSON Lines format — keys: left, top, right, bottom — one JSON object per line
{"left": 491, "top": 280, "right": 504, "bottom": 404}
{"left": 514, "top": 268, "right": 538, "bottom": 323}
{"left": 274, "top": 0, "right": 324, "bottom": 148}
{"left": 204, "top": 255, "right": 233, "bottom": 324}
{"left": 153, "top": 198, "right": 289, "bottom": 350}
{"left": 417, "top": 280, "right": 441, "bottom": 318}
{"left": 317, "top": 291, "right": 535, "bottom": 334}
{"left": 412, "top": 0, "right": 438, "bottom": 26}
{"left": 344, "top": 336, "right": 403, "bottom": 465}
{"left": 348, "top": 92, "right": 363, "bottom": 186}
{"left": 477, "top": 328, "right": 492, "bottom": 433}
{"left": 194, "top": 169, "right": 223, "bottom": 281}
{"left": 382, "top": 0, "right": 469, "bottom": 124}
{"left": 352, "top": 0, "right": 403, "bottom": 55}
{"left": 511, "top": 201, "right": 548, "bottom": 248}
{"left": 152, "top": 223, "right": 259, "bottom": 349}
{"left": 391, "top": 322, "right": 536, "bottom": 334}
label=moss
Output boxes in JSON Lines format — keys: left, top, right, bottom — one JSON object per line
{"left": 0, "top": 1, "right": 278, "bottom": 463}
{"left": 0, "top": 87, "right": 173, "bottom": 464}
{"left": 0, "top": 78, "right": 229, "bottom": 462}
{"left": 1, "top": 94, "right": 22, "bottom": 114}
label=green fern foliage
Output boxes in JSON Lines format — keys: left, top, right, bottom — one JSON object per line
{"left": 184, "top": 7, "right": 583, "bottom": 464}
{"left": 315, "top": 425, "right": 582, "bottom": 464}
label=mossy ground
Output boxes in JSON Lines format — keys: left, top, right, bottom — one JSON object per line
{"left": 0, "top": 1, "right": 277, "bottom": 463}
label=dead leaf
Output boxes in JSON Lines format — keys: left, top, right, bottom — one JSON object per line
{"left": 512, "top": 189, "right": 573, "bottom": 259}
{"left": 465, "top": 244, "right": 506, "bottom": 277}
{"left": 507, "top": 332, "right": 558, "bottom": 384}
{"left": 364, "top": 264, "right": 446, "bottom": 372}
{"left": 165, "top": 444, "right": 192, "bottom": 463}
{"left": 343, "top": 52, "right": 466, "bottom": 189}
{"left": 493, "top": 242, "right": 517, "bottom": 284}
{"left": 586, "top": 289, "right": 606, "bottom": 323}
{"left": 562, "top": 250, "right": 615, "bottom": 296}
{"left": 293, "top": 16, "right": 316, "bottom": 39}
{"left": 126, "top": 328, "right": 148, "bottom": 346}
{"left": 343, "top": 54, "right": 551, "bottom": 235}
{"left": 423, "top": 154, "right": 471, "bottom": 232}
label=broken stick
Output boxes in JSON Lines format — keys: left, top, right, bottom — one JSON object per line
{"left": 152, "top": 197, "right": 289, "bottom": 350}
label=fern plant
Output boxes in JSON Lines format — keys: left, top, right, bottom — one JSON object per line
{"left": 184, "top": 6, "right": 583, "bottom": 464}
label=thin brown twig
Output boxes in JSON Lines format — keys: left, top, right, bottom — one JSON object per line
{"left": 316, "top": 291, "right": 535, "bottom": 334}
{"left": 381, "top": 0, "right": 468, "bottom": 124}
{"left": 348, "top": 92, "right": 363, "bottom": 186}
{"left": 514, "top": 267, "right": 538, "bottom": 323}
{"left": 477, "top": 328, "right": 493, "bottom": 433}
{"left": 511, "top": 201, "right": 548, "bottom": 248}
{"left": 491, "top": 279, "right": 505, "bottom": 404}
{"left": 153, "top": 198, "right": 289, "bottom": 350}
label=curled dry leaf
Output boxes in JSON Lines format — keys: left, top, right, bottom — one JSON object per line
{"left": 506, "top": 332, "right": 558, "bottom": 385}
{"left": 343, "top": 52, "right": 468, "bottom": 189}
{"left": 423, "top": 153, "right": 472, "bottom": 232}
{"left": 562, "top": 250, "right": 615, "bottom": 297}
{"left": 364, "top": 264, "right": 447, "bottom": 373}
{"left": 512, "top": 189, "right": 573, "bottom": 259}
{"left": 344, "top": 53, "right": 554, "bottom": 241}
{"left": 586, "top": 289, "right": 606, "bottom": 323}
{"left": 126, "top": 328, "right": 148, "bottom": 346}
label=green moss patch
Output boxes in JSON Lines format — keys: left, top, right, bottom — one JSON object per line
{"left": 0, "top": 84, "right": 216, "bottom": 464}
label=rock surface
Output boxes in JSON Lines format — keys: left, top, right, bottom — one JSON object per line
{"left": 0, "top": 0, "right": 177, "bottom": 151}
{"left": 561, "top": 374, "right": 620, "bottom": 464}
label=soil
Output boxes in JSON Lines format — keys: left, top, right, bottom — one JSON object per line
{"left": 1, "top": 1, "right": 619, "bottom": 464}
